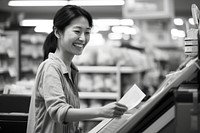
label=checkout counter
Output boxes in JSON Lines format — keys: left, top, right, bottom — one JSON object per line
{"left": 0, "top": 94, "right": 30, "bottom": 133}
{"left": 89, "top": 57, "right": 199, "bottom": 133}
{"left": 89, "top": 4, "right": 200, "bottom": 133}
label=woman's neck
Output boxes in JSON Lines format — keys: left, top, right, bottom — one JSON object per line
{"left": 54, "top": 50, "right": 74, "bottom": 68}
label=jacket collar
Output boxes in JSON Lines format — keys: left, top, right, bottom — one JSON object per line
{"left": 48, "top": 53, "right": 79, "bottom": 74}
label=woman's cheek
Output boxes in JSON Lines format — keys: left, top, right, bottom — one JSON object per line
{"left": 86, "top": 36, "right": 90, "bottom": 44}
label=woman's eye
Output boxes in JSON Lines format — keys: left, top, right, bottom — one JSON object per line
{"left": 85, "top": 31, "right": 91, "bottom": 35}
{"left": 74, "top": 30, "right": 81, "bottom": 34}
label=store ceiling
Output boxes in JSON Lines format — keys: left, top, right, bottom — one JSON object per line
{"left": 0, "top": 0, "right": 200, "bottom": 21}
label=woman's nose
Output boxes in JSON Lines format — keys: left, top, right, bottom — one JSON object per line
{"left": 79, "top": 33, "right": 86, "bottom": 42}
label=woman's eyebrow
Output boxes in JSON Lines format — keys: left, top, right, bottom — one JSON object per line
{"left": 73, "top": 26, "right": 91, "bottom": 30}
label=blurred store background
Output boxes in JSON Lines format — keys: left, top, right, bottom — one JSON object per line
{"left": 0, "top": 0, "right": 200, "bottom": 132}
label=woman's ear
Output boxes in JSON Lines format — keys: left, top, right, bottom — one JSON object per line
{"left": 54, "top": 28, "right": 60, "bottom": 39}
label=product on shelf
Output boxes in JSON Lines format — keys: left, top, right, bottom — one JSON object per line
{"left": 21, "top": 33, "right": 46, "bottom": 45}
{"left": 96, "top": 45, "right": 116, "bottom": 66}
{"left": 121, "top": 73, "right": 142, "bottom": 95}
{"left": 103, "top": 74, "right": 118, "bottom": 92}
{"left": 80, "top": 99, "right": 89, "bottom": 108}
{"left": 89, "top": 99, "right": 102, "bottom": 108}
{"left": 21, "top": 43, "right": 43, "bottom": 59}
{"left": 74, "top": 44, "right": 149, "bottom": 70}
{"left": 0, "top": 31, "right": 19, "bottom": 90}
{"left": 92, "top": 74, "right": 106, "bottom": 92}
{"left": 184, "top": 28, "right": 198, "bottom": 58}
{"left": 78, "top": 74, "right": 94, "bottom": 92}
{"left": 0, "top": 35, "right": 13, "bottom": 54}
{"left": 20, "top": 33, "right": 46, "bottom": 80}
{"left": 73, "top": 46, "right": 97, "bottom": 66}
{"left": 3, "top": 79, "right": 34, "bottom": 95}
{"left": 78, "top": 73, "right": 118, "bottom": 93}
{"left": 141, "top": 69, "right": 161, "bottom": 96}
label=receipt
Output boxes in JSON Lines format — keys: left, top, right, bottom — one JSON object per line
{"left": 118, "top": 84, "right": 146, "bottom": 110}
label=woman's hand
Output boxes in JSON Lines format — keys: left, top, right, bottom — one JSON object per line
{"left": 99, "top": 102, "right": 128, "bottom": 118}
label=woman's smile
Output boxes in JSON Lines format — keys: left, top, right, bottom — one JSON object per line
{"left": 73, "top": 43, "right": 85, "bottom": 48}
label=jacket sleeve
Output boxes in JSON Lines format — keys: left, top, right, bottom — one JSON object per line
{"left": 41, "top": 64, "right": 71, "bottom": 124}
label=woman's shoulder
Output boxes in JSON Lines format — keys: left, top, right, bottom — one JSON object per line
{"left": 43, "top": 59, "right": 61, "bottom": 69}
{"left": 37, "top": 59, "right": 59, "bottom": 74}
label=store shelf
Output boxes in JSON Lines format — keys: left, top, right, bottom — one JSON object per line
{"left": 20, "top": 33, "right": 46, "bottom": 79}
{"left": 119, "top": 66, "right": 146, "bottom": 73}
{"left": 123, "top": 0, "right": 174, "bottom": 19}
{"left": 0, "top": 30, "right": 20, "bottom": 90}
{"left": 79, "top": 92, "right": 118, "bottom": 100}
{"left": 0, "top": 68, "right": 8, "bottom": 74}
{"left": 0, "top": 51, "right": 7, "bottom": 55}
{"left": 78, "top": 66, "right": 145, "bottom": 73}
{"left": 78, "top": 65, "right": 146, "bottom": 101}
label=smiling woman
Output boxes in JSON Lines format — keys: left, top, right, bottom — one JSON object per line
{"left": 26, "top": 5, "right": 128, "bottom": 133}
{"left": 42, "top": 5, "right": 93, "bottom": 61}
{"left": 55, "top": 17, "right": 91, "bottom": 56}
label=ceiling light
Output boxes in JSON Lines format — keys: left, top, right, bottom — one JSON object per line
{"left": 20, "top": 18, "right": 132, "bottom": 33}
{"left": 188, "top": 18, "right": 195, "bottom": 25}
{"left": 34, "top": 26, "right": 52, "bottom": 33}
{"left": 20, "top": 19, "right": 53, "bottom": 27}
{"left": 108, "top": 33, "right": 122, "bottom": 40}
{"left": 120, "top": 19, "right": 134, "bottom": 26}
{"left": 171, "top": 28, "right": 186, "bottom": 38}
{"left": 8, "top": 1, "right": 68, "bottom": 6}
{"left": 8, "top": 0, "right": 125, "bottom": 6}
{"left": 173, "top": 18, "right": 184, "bottom": 26}
{"left": 111, "top": 26, "right": 138, "bottom": 35}
{"left": 21, "top": 19, "right": 132, "bottom": 27}
{"left": 93, "top": 19, "right": 120, "bottom": 26}
{"left": 70, "top": 0, "right": 124, "bottom": 6}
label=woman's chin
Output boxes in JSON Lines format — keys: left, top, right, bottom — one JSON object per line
{"left": 75, "top": 51, "right": 83, "bottom": 55}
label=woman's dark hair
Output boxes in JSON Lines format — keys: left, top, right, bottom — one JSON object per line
{"left": 43, "top": 5, "right": 93, "bottom": 60}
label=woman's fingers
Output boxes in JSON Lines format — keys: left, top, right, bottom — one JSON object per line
{"left": 101, "top": 102, "right": 128, "bottom": 118}
{"left": 115, "top": 102, "right": 128, "bottom": 112}
{"left": 112, "top": 102, "right": 128, "bottom": 117}
{"left": 113, "top": 109, "right": 124, "bottom": 117}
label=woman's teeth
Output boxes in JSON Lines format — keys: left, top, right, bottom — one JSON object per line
{"left": 74, "top": 43, "right": 84, "bottom": 48}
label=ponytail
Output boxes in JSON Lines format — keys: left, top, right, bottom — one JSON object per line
{"left": 43, "top": 31, "right": 58, "bottom": 61}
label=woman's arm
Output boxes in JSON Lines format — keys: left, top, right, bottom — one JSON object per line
{"left": 65, "top": 102, "right": 128, "bottom": 122}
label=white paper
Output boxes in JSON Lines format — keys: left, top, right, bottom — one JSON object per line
{"left": 118, "top": 84, "right": 146, "bottom": 110}
{"left": 89, "top": 84, "right": 146, "bottom": 133}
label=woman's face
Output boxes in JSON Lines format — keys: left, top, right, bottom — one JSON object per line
{"left": 59, "top": 16, "right": 91, "bottom": 56}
